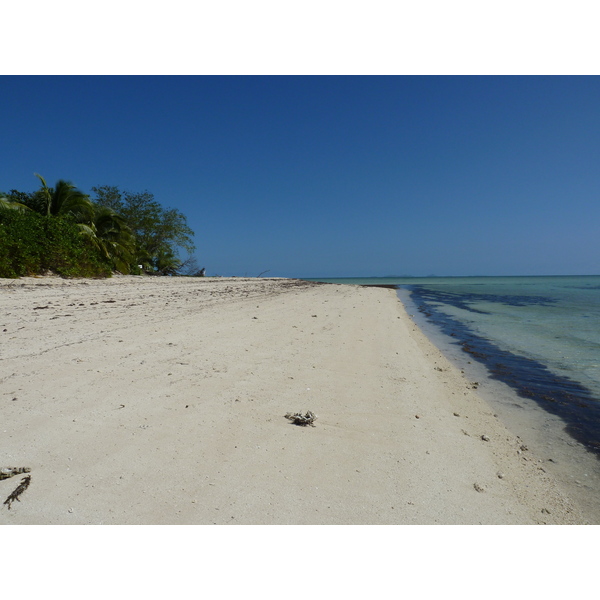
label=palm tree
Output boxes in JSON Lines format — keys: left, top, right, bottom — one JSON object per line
{"left": 34, "top": 174, "right": 94, "bottom": 222}
{"left": 80, "top": 206, "right": 137, "bottom": 274}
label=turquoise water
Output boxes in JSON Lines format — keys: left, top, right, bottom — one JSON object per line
{"left": 304, "top": 276, "right": 600, "bottom": 453}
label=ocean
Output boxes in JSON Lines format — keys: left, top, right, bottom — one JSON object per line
{"left": 304, "top": 275, "right": 600, "bottom": 519}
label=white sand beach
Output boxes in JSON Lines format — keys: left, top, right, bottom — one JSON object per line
{"left": 0, "top": 276, "right": 588, "bottom": 524}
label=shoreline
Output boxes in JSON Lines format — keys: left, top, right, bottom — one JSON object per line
{"left": 396, "top": 286, "right": 600, "bottom": 523}
{"left": 0, "top": 276, "right": 591, "bottom": 524}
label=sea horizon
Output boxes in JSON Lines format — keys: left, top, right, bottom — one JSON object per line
{"left": 303, "top": 273, "right": 600, "bottom": 280}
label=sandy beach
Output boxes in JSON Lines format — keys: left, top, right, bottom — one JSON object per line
{"left": 0, "top": 275, "right": 589, "bottom": 524}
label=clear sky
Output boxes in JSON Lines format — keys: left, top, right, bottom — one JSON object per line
{"left": 1, "top": 75, "right": 599, "bottom": 277}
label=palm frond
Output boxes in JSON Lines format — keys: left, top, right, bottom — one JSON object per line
{"left": 0, "top": 196, "right": 32, "bottom": 214}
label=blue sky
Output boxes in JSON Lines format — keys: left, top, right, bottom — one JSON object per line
{"left": 1, "top": 76, "right": 599, "bottom": 277}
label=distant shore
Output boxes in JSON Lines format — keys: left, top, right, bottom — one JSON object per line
{"left": 0, "top": 276, "right": 589, "bottom": 524}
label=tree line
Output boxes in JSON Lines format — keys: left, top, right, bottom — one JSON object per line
{"left": 0, "top": 174, "right": 200, "bottom": 279}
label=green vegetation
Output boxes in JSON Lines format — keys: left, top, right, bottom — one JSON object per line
{"left": 91, "top": 186, "right": 195, "bottom": 275}
{"left": 0, "top": 175, "right": 197, "bottom": 279}
{"left": 0, "top": 210, "right": 112, "bottom": 278}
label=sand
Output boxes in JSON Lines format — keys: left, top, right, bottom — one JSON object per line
{"left": 0, "top": 275, "right": 588, "bottom": 524}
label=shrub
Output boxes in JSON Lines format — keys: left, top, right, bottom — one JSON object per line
{"left": 0, "top": 211, "right": 46, "bottom": 277}
{"left": 43, "top": 216, "right": 112, "bottom": 278}
{"left": 0, "top": 211, "right": 112, "bottom": 278}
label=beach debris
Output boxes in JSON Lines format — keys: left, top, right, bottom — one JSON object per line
{"left": 285, "top": 411, "right": 317, "bottom": 427}
{"left": 3, "top": 475, "right": 31, "bottom": 509}
{"left": 473, "top": 482, "right": 486, "bottom": 493}
{"left": 497, "top": 472, "right": 505, "bottom": 479}
{"left": 481, "top": 434, "right": 490, "bottom": 442}
{"left": 0, "top": 467, "right": 31, "bottom": 481}
{"left": 453, "top": 412, "right": 460, "bottom": 417}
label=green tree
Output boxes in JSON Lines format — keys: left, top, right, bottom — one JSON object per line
{"left": 91, "top": 185, "right": 196, "bottom": 273}
{"left": 153, "top": 247, "right": 182, "bottom": 276}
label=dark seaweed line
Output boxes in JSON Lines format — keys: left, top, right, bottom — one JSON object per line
{"left": 404, "top": 285, "right": 600, "bottom": 458}
{"left": 412, "top": 287, "right": 557, "bottom": 315}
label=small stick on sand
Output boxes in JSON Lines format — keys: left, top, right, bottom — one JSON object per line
{"left": 3, "top": 475, "right": 32, "bottom": 510}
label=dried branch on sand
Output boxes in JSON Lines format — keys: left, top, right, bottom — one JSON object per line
{"left": 3, "top": 475, "right": 31, "bottom": 510}
{"left": 285, "top": 411, "right": 317, "bottom": 427}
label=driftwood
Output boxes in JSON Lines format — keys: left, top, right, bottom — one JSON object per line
{"left": 2, "top": 468, "right": 32, "bottom": 510}
{"left": 0, "top": 467, "right": 31, "bottom": 480}
{"left": 285, "top": 411, "right": 317, "bottom": 427}
{"left": 3, "top": 475, "right": 31, "bottom": 510}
